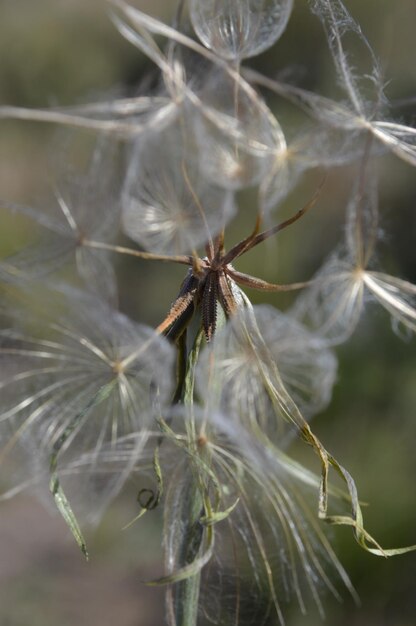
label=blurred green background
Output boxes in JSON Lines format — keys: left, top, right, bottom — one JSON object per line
{"left": 0, "top": 1, "right": 415, "bottom": 625}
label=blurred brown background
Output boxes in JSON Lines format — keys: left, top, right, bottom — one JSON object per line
{"left": 0, "top": 1, "right": 415, "bottom": 625}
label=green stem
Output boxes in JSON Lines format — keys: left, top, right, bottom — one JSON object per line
{"left": 173, "top": 474, "right": 204, "bottom": 626}
{"left": 174, "top": 329, "right": 204, "bottom": 626}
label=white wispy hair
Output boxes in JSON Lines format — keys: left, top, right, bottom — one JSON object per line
{"left": 189, "top": 0, "right": 293, "bottom": 62}
{"left": 310, "top": 0, "right": 416, "bottom": 167}
{"left": 51, "top": 406, "right": 356, "bottom": 622}
{"left": 192, "top": 67, "right": 283, "bottom": 190}
{"left": 244, "top": 0, "right": 416, "bottom": 169}
{"left": 196, "top": 302, "right": 337, "bottom": 440}
{"left": 0, "top": 95, "right": 178, "bottom": 138}
{"left": 0, "top": 137, "right": 121, "bottom": 304}
{"left": 0, "top": 283, "right": 175, "bottom": 521}
{"left": 293, "top": 169, "right": 416, "bottom": 343}
{"left": 122, "top": 121, "right": 236, "bottom": 255}
{"left": 158, "top": 407, "right": 357, "bottom": 626}
{"left": 0, "top": 0, "right": 287, "bottom": 175}
{"left": 109, "top": 0, "right": 288, "bottom": 193}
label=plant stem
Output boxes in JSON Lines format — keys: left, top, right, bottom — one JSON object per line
{"left": 174, "top": 329, "right": 204, "bottom": 626}
{"left": 173, "top": 475, "right": 204, "bottom": 626}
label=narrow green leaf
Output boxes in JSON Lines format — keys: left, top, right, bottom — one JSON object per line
{"left": 49, "top": 380, "right": 117, "bottom": 557}
{"left": 50, "top": 473, "right": 89, "bottom": 559}
{"left": 147, "top": 529, "right": 214, "bottom": 586}
{"left": 200, "top": 497, "right": 240, "bottom": 526}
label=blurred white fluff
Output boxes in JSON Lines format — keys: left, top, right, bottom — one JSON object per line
{"left": 0, "top": 94, "right": 179, "bottom": 138}
{"left": 192, "top": 68, "right": 286, "bottom": 191}
{"left": 196, "top": 302, "right": 337, "bottom": 442}
{"left": 309, "top": 0, "right": 416, "bottom": 167}
{"left": 244, "top": 0, "right": 416, "bottom": 170}
{"left": 293, "top": 170, "right": 416, "bottom": 343}
{"left": 189, "top": 0, "right": 293, "bottom": 62}
{"left": 0, "top": 284, "right": 175, "bottom": 522}
{"left": 161, "top": 407, "right": 355, "bottom": 625}
{"left": 0, "top": 137, "right": 122, "bottom": 304}
{"left": 122, "top": 122, "right": 236, "bottom": 255}
{"left": 110, "top": 1, "right": 288, "bottom": 193}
